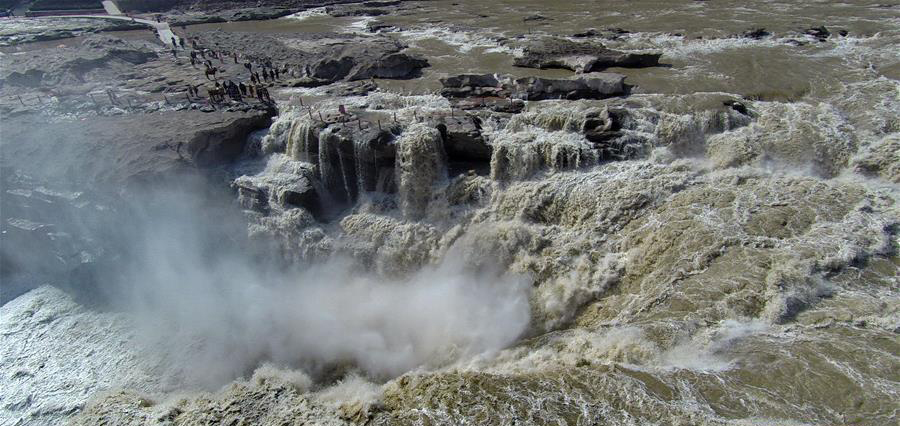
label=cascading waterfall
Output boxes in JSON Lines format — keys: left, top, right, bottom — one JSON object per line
{"left": 395, "top": 124, "right": 448, "bottom": 219}
{"left": 284, "top": 118, "right": 319, "bottom": 163}
{"left": 317, "top": 128, "right": 357, "bottom": 205}
{"left": 489, "top": 130, "right": 598, "bottom": 182}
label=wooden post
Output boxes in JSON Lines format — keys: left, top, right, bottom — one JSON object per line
{"left": 36, "top": 95, "right": 43, "bottom": 105}
{"left": 393, "top": 111, "right": 397, "bottom": 123}
{"left": 164, "top": 94, "right": 171, "bottom": 105}
{"left": 307, "top": 107, "right": 313, "bottom": 120}
{"left": 298, "top": 96, "right": 303, "bottom": 106}
{"left": 318, "top": 111, "right": 324, "bottom": 122}
{"left": 16, "top": 95, "right": 25, "bottom": 106}
{"left": 377, "top": 120, "right": 382, "bottom": 131}
{"left": 358, "top": 118, "right": 362, "bottom": 130}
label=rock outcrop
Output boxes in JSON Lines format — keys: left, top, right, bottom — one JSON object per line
{"left": 0, "top": 108, "right": 274, "bottom": 188}
{"left": 191, "top": 31, "right": 428, "bottom": 83}
{"left": 512, "top": 74, "right": 627, "bottom": 100}
{"left": 513, "top": 37, "right": 662, "bottom": 73}
{"left": 0, "top": 35, "right": 158, "bottom": 88}
{"left": 440, "top": 73, "right": 628, "bottom": 101}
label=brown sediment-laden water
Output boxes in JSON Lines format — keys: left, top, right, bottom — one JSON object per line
{"left": 0, "top": 1, "right": 897, "bottom": 425}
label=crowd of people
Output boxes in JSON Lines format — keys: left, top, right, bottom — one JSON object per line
{"left": 171, "top": 31, "right": 292, "bottom": 106}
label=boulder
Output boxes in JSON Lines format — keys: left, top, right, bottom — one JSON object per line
{"left": 441, "top": 74, "right": 501, "bottom": 89}
{"left": 513, "top": 37, "right": 661, "bottom": 72}
{"left": 523, "top": 14, "right": 549, "bottom": 22}
{"left": 513, "top": 74, "right": 627, "bottom": 100}
{"left": 439, "top": 74, "right": 503, "bottom": 98}
{"left": 742, "top": 28, "right": 770, "bottom": 39}
{"left": 436, "top": 116, "right": 491, "bottom": 161}
{"left": 304, "top": 40, "right": 428, "bottom": 81}
{"left": 804, "top": 26, "right": 830, "bottom": 41}
{"left": 366, "top": 21, "right": 396, "bottom": 33}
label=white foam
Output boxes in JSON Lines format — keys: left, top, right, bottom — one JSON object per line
{"left": 282, "top": 7, "right": 328, "bottom": 21}
{"left": 0, "top": 286, "right": 158, "bottom": 426}
{"left": 399, "top": 25, "right": 511, "bottom": 54}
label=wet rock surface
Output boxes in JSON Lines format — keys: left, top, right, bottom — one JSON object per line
{"left": 513, "top": 37, "right": 662, "bottom": 72}
{"left": 190, "top": 31, "right": 427, "bottom": 82}
{"left": 440, "top": 72, "right": 628, "bottom": 101}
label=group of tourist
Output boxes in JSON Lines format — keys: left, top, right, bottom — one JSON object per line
{"left": 172, "top": 33, "right": 293, "bottom": 106}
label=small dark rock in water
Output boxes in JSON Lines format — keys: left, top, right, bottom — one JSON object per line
{"left": 523, "top": 14, "right": 549, "bottom": 22}
{"left": 367, "top": 21, "right": 396, "bottom": 33}
{"left": 573, "top": 29, "right": 601, "bottom": 38}
{"left": 326, "top": 6, "right": 390, "bottom": 17}
{"left": 724, "top": 100, "right": 750, "bottom": 116}
{"left": 785, "top": 39, "right": 808, "bottom": 47}
{"left": 838, "top": 29, "right": 849, "bottom": 36}
{"left": 804, "top": 26, "right": 831, "bottom": 41}
{"left": 742, "top": 28, "right": 770, "bottom": 39}
{"left": 363, "top": 0, "right": 401, "bottom": 6}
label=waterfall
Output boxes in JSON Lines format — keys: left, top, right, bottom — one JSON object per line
{"left": 396, "top": 124, "right": 448, "bottom": 219}
{"left": 490, "top": 129, "right": 598, "bottom": 183}
{"left": 285, "top": 118, "right": 319, "bottom": 163}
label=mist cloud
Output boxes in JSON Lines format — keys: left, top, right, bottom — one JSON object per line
{"left": 106, "top": 186, "right": 531, "bottom": 388}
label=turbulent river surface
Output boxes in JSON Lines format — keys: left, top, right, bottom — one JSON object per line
{"left": 1, "top": 1, "right": 899, "bottom": 425}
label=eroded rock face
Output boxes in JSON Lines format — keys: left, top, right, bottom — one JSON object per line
{"left": 436, "top": 116, "right": 491, "bottom": 161}
{"left": 513, "top": 74, "right": 626, "bottom": 100}
{"left": 191, "top": 31, "right": 428, "bottom": 83}
{"left": 513, "top": 37, "right": 662, "bottom": 72}
{"left": 440, "top": 73, "right": 628, "bottom": 101}
{"left": 0, "top": 108, "right": 274, "bottom": 188}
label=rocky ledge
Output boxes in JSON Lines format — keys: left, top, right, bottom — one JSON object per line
{"left": 1, "top": 108, "right": 275, "bottom": 188}
{"left": 513, "top": 37, "right": 662, "bottom": 73}
{"left": 440, "top": 73, "right": 628, "bottom": 101}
